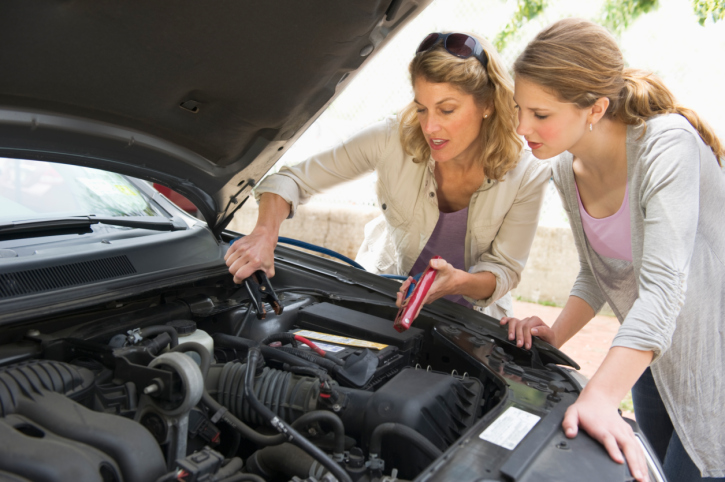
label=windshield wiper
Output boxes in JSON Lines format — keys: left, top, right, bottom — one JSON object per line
{"left": 0, "top": 216, "right": 183, "bottom": 238}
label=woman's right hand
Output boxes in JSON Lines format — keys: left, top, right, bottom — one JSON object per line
{"left": 224, "top": 227, "right": 277, "bottom": 284}
{"left": 499, "top": 316, "right": 558, "bottom": 349}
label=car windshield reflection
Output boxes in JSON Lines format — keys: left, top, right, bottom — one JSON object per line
{"left": 0, "top": 158, "right": 160, "bottom": 223}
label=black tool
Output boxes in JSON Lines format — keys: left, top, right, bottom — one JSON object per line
{"left": 240, "top": 270, "right": 283, "bottom": 320}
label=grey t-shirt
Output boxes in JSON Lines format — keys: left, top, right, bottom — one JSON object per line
{"left": 553, "top": 114, "right": 725, "bottom": 477}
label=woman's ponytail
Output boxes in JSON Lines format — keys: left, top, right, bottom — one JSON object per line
{"left": 618, "top": 69, "right": 723, "bottom": 163}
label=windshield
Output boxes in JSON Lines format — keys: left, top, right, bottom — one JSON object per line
{"left": 0, "top": 158, "right": 161, "bottom": 224}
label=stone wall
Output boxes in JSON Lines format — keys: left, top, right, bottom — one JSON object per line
{"left": 228, "top": 203, "right": 597, "bottom": 310}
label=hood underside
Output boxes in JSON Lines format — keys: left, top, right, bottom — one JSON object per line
{"left": 0, "top": 0, "right": 430, "bottom": 231}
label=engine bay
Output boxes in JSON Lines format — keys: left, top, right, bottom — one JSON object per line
{"left": 0, "top": 269, "right": 579, "bottom": 482}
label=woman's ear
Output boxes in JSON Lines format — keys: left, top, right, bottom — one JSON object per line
{"left": 589, "top": 97, "right": 610, "bottom": 125}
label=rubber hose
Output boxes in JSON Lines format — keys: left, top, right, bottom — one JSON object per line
{"left": 140, "top": 325, "right": 179, "bottom": 348}
{"left": 244, "top": 349, "right": 352, "bottom": 482}
{"left": 218, "top": 473, "right": 266, "bottom": 482}
{"left": 260, "top": 332, "right": 296, "bottom": 346}
{"left": 214, "top": 457, "right": 243, "bottom": 479}
{"left": 200, "top": 390, "right": 285, "bottom": 447}
{"left": 246, "top": 443, "right": 319, "bottom": 480}
{"left": 291, "top": 410, "right": 345, "bottom": 456}
{"left": 276, "top": 346, "right": 341, "bottom": 373}
{"left": 369, "top": 423, "right": 443, "bottom": 461}
{"left": 139, "top": 325, "right": 179, "bottom": 348}
{"left": 213, "top": 333, "right": 319, "bottom": 370}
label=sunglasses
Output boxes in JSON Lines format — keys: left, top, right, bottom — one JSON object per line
{"left": 416, "top": 33, "right": 488, "bottom": 69}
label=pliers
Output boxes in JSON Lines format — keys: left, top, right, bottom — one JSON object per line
{"left": 394, "top": 256, "right": 440, "bottom": 332}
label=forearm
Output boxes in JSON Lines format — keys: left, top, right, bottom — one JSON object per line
{"left": 550, "top": 296, "right": 596, "bottom": 349}
{"left": 253, "top": 192, "right": 292, "bottom": 238}
{"left": 455, "top": 270, "right": 496, "bottom": 301}
{"left": 582, "top": 346, "right": 653, "bottom": 405}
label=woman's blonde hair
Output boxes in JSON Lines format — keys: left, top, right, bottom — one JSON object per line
{"left": 513, "top": 18, "right": 724, "bottom": 163}
{"left": 399, "top": 34, "right": 523, "bottom": 181}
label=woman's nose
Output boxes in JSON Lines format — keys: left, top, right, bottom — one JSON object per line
{"left": 421, "top": 114, "right": 440, "bottom": 135}
{"left": 516, "top": 114, "right": 530, "bottom": 136}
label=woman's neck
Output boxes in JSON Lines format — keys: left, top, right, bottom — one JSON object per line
{"left": 570, "top": 118, "right": 629, "bottom": 181}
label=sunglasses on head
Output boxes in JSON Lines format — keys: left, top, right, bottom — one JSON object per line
{"left": 416, "top": 32, "right": 488, "bottom": 69}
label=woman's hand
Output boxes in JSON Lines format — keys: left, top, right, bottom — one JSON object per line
{"left": 421, "top": 257, "right": 463, "bottom": 304}
{"left": 563, "top": 387, "right": 649, "bottom": 482}
{"left": 224, "top": 227, "right": 277, "bottom": 284}
{"left": 395, "top": 258, "right": 463, "bottom": 308}
{"left": 500, "top": 316, "right": 558, "bottom": 349}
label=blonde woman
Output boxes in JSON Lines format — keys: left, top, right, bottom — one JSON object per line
{"left": 226, "top": 33, "right": 550, "bottom": 319}
{"left": 503, "top": 18, "right": 725, "bottom": 481}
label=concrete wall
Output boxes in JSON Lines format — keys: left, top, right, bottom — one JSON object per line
{"left": 228, "top": 203, "right": 596, "bottom": 310}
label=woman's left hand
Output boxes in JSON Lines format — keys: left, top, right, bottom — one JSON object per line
{"left": 394, "top": 257, "right": 462, "bottom": 309}
{"left": 563, "top": 387, "right": 649, "bottom": 482}
{"left": 420, "top": 257, "right": 462, "bottom": 304}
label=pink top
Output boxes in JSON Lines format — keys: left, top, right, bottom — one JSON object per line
{"left": 575, "top": 182, "right": 633, "bottom": 262}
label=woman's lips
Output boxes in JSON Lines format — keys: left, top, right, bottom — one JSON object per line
{"left": 527, "top": 141, "right": 543, "bottom": 150}
{"left": 429, "top": 138, "right": 448, "bottom": 151}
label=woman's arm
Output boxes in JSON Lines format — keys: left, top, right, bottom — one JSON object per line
{"left": 225, "top": 192, "right": 291, "bottom": 283}
{"left": 253, "top": 119, "right": 393, "bottom": 217}
{"left": 564, "top": 347, "right": 653, "bottom": 482}
{"left": 395, "top": 258, "right": 497, "bottom": 307}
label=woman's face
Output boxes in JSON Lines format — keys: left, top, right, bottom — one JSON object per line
{"left": 414, "top": 78, "right": 488, "bottom": 165}
{"left": 514, "top": 77, "right": 589, "bottom": 159}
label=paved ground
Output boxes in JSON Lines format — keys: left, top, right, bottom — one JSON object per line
{"left": 512, "top": 300, "right": 635, "bottom": 418}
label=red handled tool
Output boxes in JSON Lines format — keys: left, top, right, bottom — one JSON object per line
{"left": 393, "top": 256, "right": 440, "bottom": 332}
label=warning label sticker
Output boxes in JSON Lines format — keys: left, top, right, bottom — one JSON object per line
{"left": 294, "top": 330, "right": 387, "bottom": 350}
{"left": 479, "top": 406, "right": 541, "bottom": 450}
{"left": 304, "top": 341, "right": 346, "bottom": 353}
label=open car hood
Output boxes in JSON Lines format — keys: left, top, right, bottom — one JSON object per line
{"left": 0, "top": 0, "right": 431, "bottom": 233}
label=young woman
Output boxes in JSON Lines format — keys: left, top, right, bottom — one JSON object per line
{"left": 225, "top": 32, "right": 551, "bottom": 319}
{"left": 503, "top": 18, "right": 725, "bottom": 481}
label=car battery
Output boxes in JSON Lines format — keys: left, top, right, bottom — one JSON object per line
{"left": 289, "top": 329, "right": 409, "bottom": 390}
{"left": 294, "top": 302, "right": 425, "bottom": 389}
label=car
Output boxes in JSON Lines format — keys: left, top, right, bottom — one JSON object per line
{"left": 0, "top": 2, "right": 666, "bottom": 482}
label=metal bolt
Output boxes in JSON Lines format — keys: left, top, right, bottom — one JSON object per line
{"left": 144, "top": 384, "right": 159, "bottom": 395}
{"left": 332, "top": 404, "right": 341, "bottom": 412}
{"left": 26, "top": 329, "right": 40, "bottom": 337}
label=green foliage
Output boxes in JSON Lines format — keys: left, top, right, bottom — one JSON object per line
{"left": 494, "top": 0, "right": 547, "bottom": 51}
{"left": 599, "top": 0, "right": 660, "bottom": 35}
{"left": 692, "top": 0, "right": 725, "bottom": 25}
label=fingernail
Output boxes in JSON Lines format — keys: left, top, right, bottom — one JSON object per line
{"left": 531, "top": 328, "right": 538, "bottom": 334}
{"left": 566, "top": 428, "right": 575, "bottom": 436}
{"left": 509, "top": 333, "right": 514, "bottom": 340}
{"left": 633, "top": 471, "right": 642, "bottom": 479}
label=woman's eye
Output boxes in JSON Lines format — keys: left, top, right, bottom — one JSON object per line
{"left": 534, "top": 113, "right": 548, "bottom": 120}
{"left": 416, "top": 108, "right": 426, "bottom": 114}
{"left": 441, "top": 109, "right": 453, "bottom": 115}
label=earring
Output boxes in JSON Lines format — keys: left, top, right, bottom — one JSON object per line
{"left": 589, "top": 123, "right": 593, "bottom": 132}
{"left": 484, "top": 114, "right": 488, "bottom": 118}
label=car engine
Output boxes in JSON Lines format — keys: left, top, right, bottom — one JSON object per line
{"left": 0, "top": 273, "right": 519, "bottom": 482}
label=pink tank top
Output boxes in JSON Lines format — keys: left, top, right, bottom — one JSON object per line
{"left": 576, "top": 182, "right": 633, "bottom": 262}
